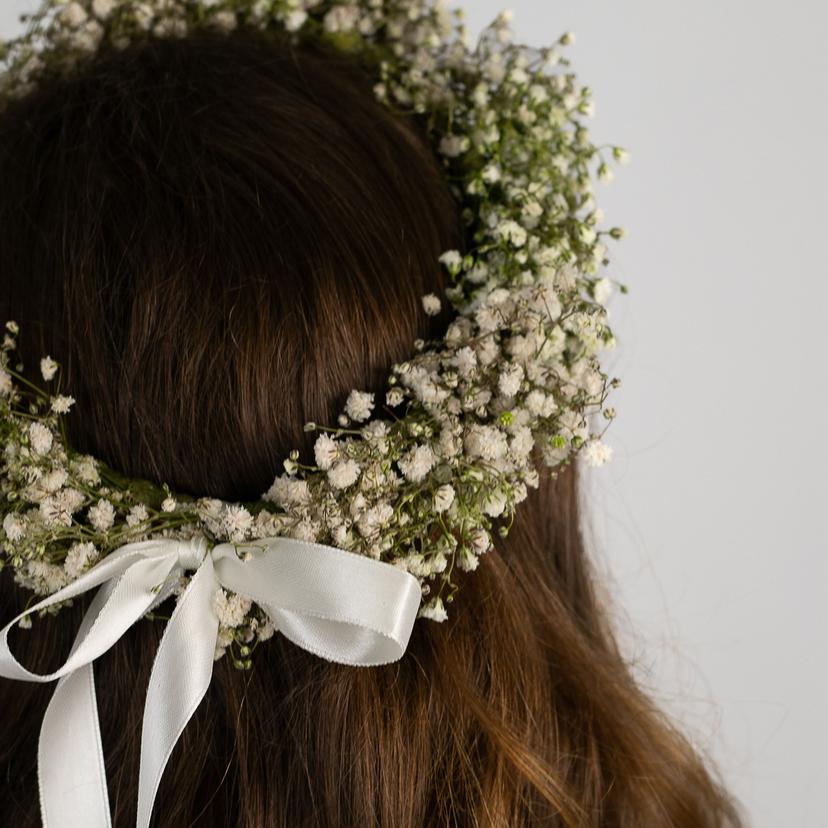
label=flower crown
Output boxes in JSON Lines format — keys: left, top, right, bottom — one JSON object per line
{"left": 0, "top": 3, "right": 628, "bottom": 823}
{"left": 0, "top": 1, "right": 628, "bottom": 661}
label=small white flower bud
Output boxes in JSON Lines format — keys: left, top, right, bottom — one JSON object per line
{"left": 421, "top": 293, "right": 441, "bottom": 316}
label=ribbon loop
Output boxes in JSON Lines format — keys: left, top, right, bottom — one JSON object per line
{"left": 0, "top": 534, "right": 421, "bottom": 828}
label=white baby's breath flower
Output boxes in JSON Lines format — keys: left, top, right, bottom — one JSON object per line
{"left": 161, "top": 497, "right": 177, "bottom": 513}
{"left": 289, "top": 519, "right": 319, "bottom": 543}
{"left": 126, "top": 504, "right": 149, "bottom": 528}
{"left": 59, "top": 2, "right": 88, "bottom": 28}
{"left": 421, "top": 293, "right": 441, "bottom": 316}
{"left": 582, "top": 439, "right": 613, "bottom": 467}
{"left": 482, "top": 163, "right": 501, "bottom": 184}
{"left": 474, "top": 306, "right": 500, "bottom": 334}
{"left": 525, "top": 390, "right": 546, "bottom": 416}
{"left": 513, "top": 481, "right": 529, "bottom": 504}
{"left": 510, "top": 426, "right": 534, "bottom": 461}
{"left": 458, "top": 546, "right": 480, "bottom": 571}
{"left": 470, "top": 528, "right": 492, "bottom": 556}
{"left": 28, "top": 422, "right": 53, "bottom": 455}
{"left": 213, "top": 588, "right": 252, "bottom": 628}
{"left": 525, "top": 468, "right": 540, "bottom": 489}
{"left": 452, "top": 346, "right": 477, "bottom": 378}
{"left": 284, "top": 9, "right": 308, "bottom": 31}
{"left": 436, "top": 426, "right": 461, "bottom": 459}
{"left": 153, "top": 17, "right": 187, "bottom": 38}
{"left": 345, "top": 390, "right": 374, "bottom": 422}
{"left": 40, "top": 489, "right": 83, "bottom": 528}
{"left": 50, "top": 395, "right": 75, "bottom": 414}
{"left": 72, "top": 456, "right": 100, "bottom": 485}
{"left": 27, "top": 560, "right": 70, "bottom": 594}
{"left": 64, "top": 541, "right": 98, "bottom": 578}
{"left": 506, "top": 334, "right": 534, "bottom": 362}
{"left": 438, "top": 250, "right": 463, "bottom": 275}
{"left": 393, "top": 553, "right": 427, "bottom": 578}
{"left": 362, "top": 420, "right": 390, "bottom": 441}
{"left": 356, "top": 502, "right": 394, "bottom": 539}
{"left": 497, "top": 364, "right": 524, "bottom": 398}
{"left": 313, "top": 433, "right": 339, "bottom": 470}
{"left": 439, "top": 135, "right": 469, "bottom": 158}
{"left": 210, "top": 11, "right": 237, "bottom": 31}
{"left": 323, "top": 5, "right": 359, "bottom": 33}
{"left": 418, "top": 596, "right": 448, "bottom": 622}
{"left": 214, "top": 631, "right": 232, "bottom": 661}
{"left": 486, "top": 287, "right": 511, "bottom": 307}
{"left": 433, "top": 484, "right": 455, "bottom": 513}
{"left": 131, "top": 3, "right": 155, "bottom": 31}
{"left": 578, "top": 224, "right": 597, "bottom": 246}
{"left": 328, "top": 458, "right": 361, "bottom": 489}
{"left": 482, "top": 53, "right": 506, "bottom": 83}
{"left": 21, "top": 464, "right": 42, "bottom": 486}
{"left": 264, "top": 475, "right": 311, "bottom": 507}
{"left": 464, "top": 425, "right": 508, "bottom": 461}
{"left": 385, "top": 387, "right": 404, "bottom": 408}
{"left": 593, "top": 277, "right": 613, "bottom": 306}
{"left": 331, "top": 523, "right": 352, "bottom": 549}
{"left": 430, "top": 551, "right": 448, "bottom": 574}
{"left": 482, "top": 488, "right": 507, "bottom": 517}
{"left": 542, "top": 442, "right": 570, "bottom": 468}
{"left": 252, "top": 510, "right": 279, "bottom": 538}
{"left": 398, "top": 444, "right": 435, "bottom": 483}
{"left": 496, "top": 220, "right": 527, "bottom": 247}
{"left": 91, "top": 0, "right": 116, "bottom": 19}
{"left": 40, "top": 468, "right": 68, "bottom": 493}
{"left": 3, "top": 513, "right": 25, "bottom": 542}
{"left": 362, "top": 421, "right": 390, "bottom": 455}
{"left": 0, "top": 370, "right": 11, "bottom": 397}
{"left": 256, "top": 618, "right": 275, "bottom": 641}
{"left": 88, "top": 498, "right": 116, "bottom": 532}
{"left": 223, "top": 504, "right": 253, "bottom": 543}
{"left": 40, "top": 356, "right": 58, "bottom": 381}
{"left": 509, "top": 66, "right": 529, "bottom": 85}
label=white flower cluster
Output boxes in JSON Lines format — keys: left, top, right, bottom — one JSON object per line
{"left": 0, "top": 0, "right": 627, "bottom": 664}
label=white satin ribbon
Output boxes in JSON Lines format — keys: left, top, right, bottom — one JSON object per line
{"left": 0, "top": 534, "right": 422, "bottom": 827}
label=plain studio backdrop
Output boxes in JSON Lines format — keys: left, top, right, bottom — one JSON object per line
{"left": 1, "top": 2, "right": 826, "bottom": 826}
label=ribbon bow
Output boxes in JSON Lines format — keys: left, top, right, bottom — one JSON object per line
{"left": 0, "top": 535, "right": 422, "bottom": 827}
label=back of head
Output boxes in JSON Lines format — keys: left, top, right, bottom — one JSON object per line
{"left": 0, "top": 27, "right": 457, "bottom": 499}
{"left": 0, "top": 24, "right": 743, "bottom": 828}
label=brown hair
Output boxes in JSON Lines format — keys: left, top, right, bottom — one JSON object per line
{"left": 0, "top": 28, "right": 744, "bottom": 827}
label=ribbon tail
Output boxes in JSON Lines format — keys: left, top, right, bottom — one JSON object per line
{"left": 136, "top": 554, "right": 219, "bottom": 828}
{"left": 39, "top": 665, "right": 112, "bottom": 828}
{"left": 37, "top": 580, "right": 118, "bottom": 828}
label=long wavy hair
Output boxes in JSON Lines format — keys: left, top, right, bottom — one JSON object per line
{"left": 0, "top": 28, "right": 745, "bottom": 827}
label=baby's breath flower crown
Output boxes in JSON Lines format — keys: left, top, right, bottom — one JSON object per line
{"left": 0, "top": 0, "right": 628, "bottom": 665}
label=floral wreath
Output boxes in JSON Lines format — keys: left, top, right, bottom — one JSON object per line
{"left": 0, "top": 0, "right": 628, "bottom": 669}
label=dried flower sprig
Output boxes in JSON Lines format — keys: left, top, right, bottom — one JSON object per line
{"left": 0, "top": 0, "right": 627, "bottom": 665}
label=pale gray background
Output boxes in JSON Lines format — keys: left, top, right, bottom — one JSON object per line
{"left": 2, "top": 2, "right": 826, "bottom": 825}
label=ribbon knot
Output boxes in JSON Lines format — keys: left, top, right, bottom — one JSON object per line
{"left": 0, "top": 534, "right": 422, "bottom": 828}
{"left": 173, "top": 535, "right": 209, "bottom": 571}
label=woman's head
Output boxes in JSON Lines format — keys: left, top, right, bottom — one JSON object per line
{"left": 0, "top": 27, "right": 743, "bottom": 827}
